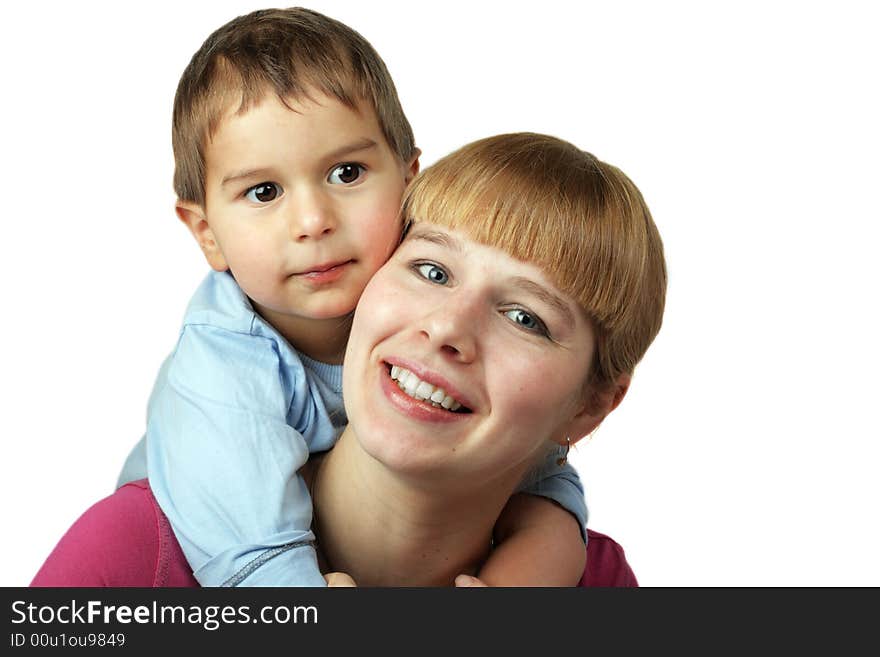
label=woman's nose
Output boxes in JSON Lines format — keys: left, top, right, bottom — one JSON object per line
{"left": 418, "top": 299, "right": 478, "bottom": 363}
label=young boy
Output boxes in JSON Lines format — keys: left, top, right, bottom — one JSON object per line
{"left": 118, "top": 7, "right": 588, "bottom": 586}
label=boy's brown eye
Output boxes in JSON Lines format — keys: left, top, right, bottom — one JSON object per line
{"left": 246, "top": 182, "right": 280, "bottom": 203}
{"left": 328, "top": 163, "right": 364, "bottom": 185}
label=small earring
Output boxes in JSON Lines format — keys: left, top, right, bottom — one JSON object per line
{"left": 556, "top": 437, "right": 571, "bottom": 466}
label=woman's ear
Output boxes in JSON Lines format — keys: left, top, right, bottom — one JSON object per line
{"left": 176, "top": 200, "right": 228, "bottom": 272}
{"left": 562, "top": 373, "right": 631, "bottom": 447}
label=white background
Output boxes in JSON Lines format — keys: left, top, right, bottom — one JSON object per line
{"left": 2, "top": 1, "right": 877, "bottom": 587}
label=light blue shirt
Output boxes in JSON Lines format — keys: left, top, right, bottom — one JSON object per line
{"left": 119, "top": 271, "right": 344, "bottom": 586}
{"left": 118, "top": 270, "right": 587, "bottom": 586}
{"left": 517, "top": 444, "right": 588, "bottom": 542}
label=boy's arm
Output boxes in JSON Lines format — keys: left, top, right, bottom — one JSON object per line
{"left": 117, "top": 355, "right": 174, "bottom": 488}
{"left": 474, "top": 493, "right": 586, "bottom": 587}
{"left": 473, "top": 453, "right": 588, "bottom": 586}
{"left": 147, "top": 324, "right": 327, "bottom": 587}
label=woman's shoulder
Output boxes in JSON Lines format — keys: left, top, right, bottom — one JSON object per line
{"left": 31, "top": 480, "right": 197, "bottom": 587}
{"left": 580, "top": 529, "right": 639, "bottom": 587}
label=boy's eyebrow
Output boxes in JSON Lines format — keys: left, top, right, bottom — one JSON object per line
{"left": 220, "top": 139, "right": 379, "bottom": 187}
{"left": 221, "top": 168, "right": 275, "bottom": 188}
{"left": 322, "top": 137, "right": 378, "bottom": 162}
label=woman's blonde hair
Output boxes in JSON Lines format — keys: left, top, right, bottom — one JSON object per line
{"left": 402, "top": 133, "right": 667, "bottom": 393}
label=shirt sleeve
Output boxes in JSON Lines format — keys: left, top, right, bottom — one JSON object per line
{"left": 117, "top": 355, "right": 174, "bottom": 488}
{"left": 147, "top": 323, "right": 326, "bottom": 587}
{"left": 116, "top": 434, "right": 147, "bottom": 488}
{"left": 516, "top": 446, "right": 588, "bottom": 543}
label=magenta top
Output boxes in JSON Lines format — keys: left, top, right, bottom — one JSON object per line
{"left": 31, "top": 479, "right": 636, "bottom": 588}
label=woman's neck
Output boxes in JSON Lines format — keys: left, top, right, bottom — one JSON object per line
{"left": 309, "top": 428, "right": 513, "bottom": 586}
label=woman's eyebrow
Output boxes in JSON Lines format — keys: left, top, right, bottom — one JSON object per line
{"left": 406, "top": 229, "right": 464, "bottom": 253}
{"left": 406, "top": 230, "right": 575, "bottom": 328}
{"left": 509, "top": 277, "right": 575, "bottom": 330}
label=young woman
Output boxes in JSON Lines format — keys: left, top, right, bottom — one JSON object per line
{"left": 32, "top": 133, "right": 665, "bottom": 587}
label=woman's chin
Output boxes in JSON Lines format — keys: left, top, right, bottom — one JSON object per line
{"left": 355, "top": 425, "right": 461, "bottom": 479}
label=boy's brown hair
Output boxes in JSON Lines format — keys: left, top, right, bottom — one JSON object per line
{"left": 402, "top": 133, "right": 667, "bottom": 395}
{"left": 172, "top": 7, "right": 416, "bottom": 205}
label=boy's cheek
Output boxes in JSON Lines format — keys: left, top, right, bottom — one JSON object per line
{"left": 360, "top": 208, "right": 406, "bottom": 263}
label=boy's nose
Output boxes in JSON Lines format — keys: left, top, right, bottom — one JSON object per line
{"left": 289, "top": 193, "right": 336, "bottom": 241}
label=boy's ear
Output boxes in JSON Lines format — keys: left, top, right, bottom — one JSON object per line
{"left": 404, "top": 148, "right": 421, "bottom": 184}
{"left": 560, "top": 373, "right": 631, "bottom": 448}
{"left": 176, "top": 201, "right": 228, "bottom": 272}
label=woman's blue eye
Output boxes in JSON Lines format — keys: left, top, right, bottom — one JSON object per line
{"left": 416, "top": 263, "right": 449, "bottom": 284}
{"left": 505, "top": 309, "right": 548, "bottom": 335}
{"left": 328, "top": 163, "right": 365, "bottom": 185}
{"left": 245, "top": 182, "right": 281, "bottom": 203}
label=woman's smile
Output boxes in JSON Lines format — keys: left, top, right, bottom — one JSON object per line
{"left": 379, "top": 361, "right": 473, "bottom": 424}
{"left": 389, "top": 365, "right": 466, "bottom": 411}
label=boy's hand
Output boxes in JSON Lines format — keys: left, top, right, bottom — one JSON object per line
{"left": 455, "top": 574, "right": 488, "bottom": 587}
{"left": 324, "top": 572, "right": 357, "bottom": 587}
{"left": 478, "top": 493, "right": 586, "bottom": 586}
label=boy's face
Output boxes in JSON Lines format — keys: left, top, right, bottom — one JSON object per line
{"left": 179, "top": 91, "right": 418, "bottom": 345}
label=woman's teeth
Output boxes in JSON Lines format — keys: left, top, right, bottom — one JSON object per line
{"left": 390, "top": 365, "right": 463, "bottom": 411}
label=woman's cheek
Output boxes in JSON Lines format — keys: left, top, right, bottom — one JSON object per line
{"left": 503, "top": 360, "right": 573, "bottom": 437}
{"left": 354, "top": 271, "right": 410, "bottom": 341}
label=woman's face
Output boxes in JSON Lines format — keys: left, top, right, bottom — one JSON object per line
{"left": 343, "top": 223, "right": 599, "bottom": 484}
